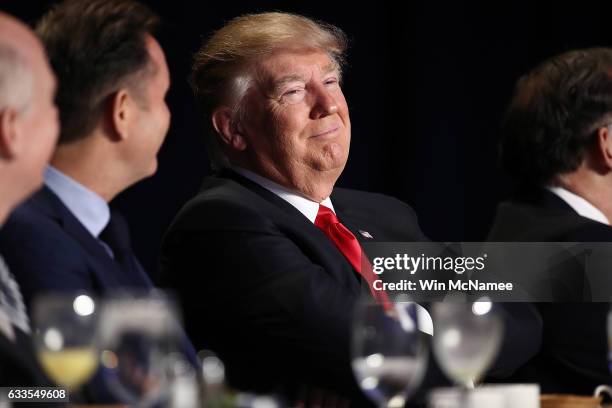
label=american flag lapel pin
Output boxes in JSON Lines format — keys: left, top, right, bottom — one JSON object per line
{"left": 358, "top": 230, "right": 374, "bottom": 239}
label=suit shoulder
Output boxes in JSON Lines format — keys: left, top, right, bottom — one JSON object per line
{"left": 0, "top": 200, "right": 81, "bottom": 253}
{"left": 332, "top": 188, "right": 425, "bottom": 241}
{"left": 333, "top": 188, "right": 418, "bottom": 217}
{"left": 0, "top": 198, "right": 91, "bottom": 293}
{"left": 3, "top": 200, "right": 57, "bottom": 236}
{"left": 168, "top": 185, "right": 275, "bottom": 233}
{"left": 488, "top": 200, "right": 612, "bottom": 242}
{"left": 566, "top": 220, "right": 612, "bottom": 241}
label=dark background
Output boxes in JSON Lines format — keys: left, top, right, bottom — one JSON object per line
{"left": 4, "top": 1, "right": 612, "bottom": 277}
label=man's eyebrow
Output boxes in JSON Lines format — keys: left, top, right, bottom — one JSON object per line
{"left": 267, "top": 62, "right": 342, "bottom": 95}
{"left": 269, "top": 74, "right": 307, "bottom": 94}
{"left": 322, "top": 62, "right": 340, "bottom": 75}
{"left": 322, "top": 62, "right": 343, "bottom": 83}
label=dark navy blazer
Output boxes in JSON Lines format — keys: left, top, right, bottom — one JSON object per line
{"left": 0, "top": 186, "right": 152, "bottom": 307}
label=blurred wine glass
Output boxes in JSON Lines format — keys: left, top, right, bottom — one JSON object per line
{"left": 97, "top": 290, "right": 197, "bottom": 407}
{"left": 351, "top": 298, "right": 428, "bottom": 408}
{"left": 597, "top": 311, "right": 612, "bottom": 408}
{"left": 432, "top": 298, "right": 503, "bottom": 389}
{"left": 32, "top": 292, "right": 99, "bottom": 393}
{"left": 608, "top": 307, "right": 612, "bottom": 373}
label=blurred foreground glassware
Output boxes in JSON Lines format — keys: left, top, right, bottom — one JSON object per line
{"left": 432, "top": 298, "right": 503, "bottom": 389}
{"left": 32, "top": 292, "right": 99, "bottom": 393}
{"left": 608, "top": 306, "right": 612, "bottom": 375}
{"left": 198, "top": 349, "right": 281, "bottom": 408}
{"left": 601, "top": 306, "right": 612, "bottom": 401}
{"left": 351, "top": 298, "right": 428, "bottom": 408}
{"left": 98, "top": 290, "right": 197, "bottom": 407}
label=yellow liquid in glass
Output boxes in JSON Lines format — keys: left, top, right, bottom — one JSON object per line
{"left": 38, "top": 348, "right": 98, "bottom": 390}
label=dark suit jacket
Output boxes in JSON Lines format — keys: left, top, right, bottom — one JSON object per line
{"left": 160, "top": 171, "right": 427, "bottom": 403}
{"left": 160, "top": 171, "right": 542, "bottom": 405}
{"left": 0, "top": 186, "right": 157, "bottom": 403}
{"left": 0, "top": 328, "right": 69, "bottom": 407}
{"left": 488, "top": 188, "right": 612, "bottom": 394}
{"left": 0, "top": 327, "right": 52, "bottom": 387}
{"left": 0, "top": 186, "right": 153, "bottom": 308}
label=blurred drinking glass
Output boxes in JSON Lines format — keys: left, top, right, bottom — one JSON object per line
{"left": 432, "top": 299, "right": 503, "bottom": 389}
{"left": 351, "top": 298, "right": 429, "bottom": 407}
{"left": 32, "top": 292, "right": 99, "bottom": 393}
{"left": 97, "top": 290, "right": 194, "bottom": 407}
{"left": 608, "top": 306, "right": 612, "bottom": 374}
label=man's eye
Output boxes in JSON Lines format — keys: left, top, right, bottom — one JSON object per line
{"left": 324, "top": 78, "right": 339, "bottom": 86}
{"left": 284, "top": 88, "right": 304, "bottom": 96}
{"left": 281, "top": 89, "right": 305, "bottom": 103}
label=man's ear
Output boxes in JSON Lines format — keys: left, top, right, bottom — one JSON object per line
{"left": 106, "top": 89, "right": 132, "bottom": 142}
{"left": 211, "top": 106, "right": 247, "bottom": 151}
{"left": 596, "top": 126, "right": 612, "bottom": 170}
{"left": 0, "top": 108, "right": 23, "bottom": 160}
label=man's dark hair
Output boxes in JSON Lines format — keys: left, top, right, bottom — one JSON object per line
{"left": 500, "top": 48, "right": 612, "bottom": 186}
{"left": 36, "top": 0, "right": 159, "bottom": 144}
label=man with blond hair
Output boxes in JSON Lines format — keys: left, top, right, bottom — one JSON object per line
{"left": 0, "top": 11, "right": 59, "bottom": 386}
{"left": 162, "top": 12, "right": 426, "bottom": 403}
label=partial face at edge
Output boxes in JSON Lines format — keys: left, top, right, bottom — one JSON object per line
{"left": 11, "top": 20, "right": 60, "bottom": 199}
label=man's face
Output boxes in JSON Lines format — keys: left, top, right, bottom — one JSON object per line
{"left": 18, "top": 35, "right": 60, "bottom": 197}
{"left": 239, "top": 49, "right": 351, "bottom": 198}
{"left": 126, "top": 34, "right": 170, "bottom": 181}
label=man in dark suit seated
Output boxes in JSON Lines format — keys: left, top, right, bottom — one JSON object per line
{"left": 161, "top": 13, "right": 425, "bottom": 402}
{"left": 0, "top": 0, "right": 170, "bottom": 304}
{"left": 488, "top": 48, "right": 612, "bottom": 394}
{"left": 0, "top": 1, "right": 198, "bottom": 401}
{"left": 0, "top": 11, "right": 59, "bottom": 386}
{"left": 160, "top": 12, "right": 540, "bottom": 404}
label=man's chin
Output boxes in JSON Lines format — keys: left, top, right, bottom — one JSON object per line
{"left": 147, "top": 159, "right": 159, "bottom": 177}
{"left": 318, "top": 142, "right": 348, "bottom": 166}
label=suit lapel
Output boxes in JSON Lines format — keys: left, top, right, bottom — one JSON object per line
{"left": 334, "top": 210, "right": 373, "bottom": 245}
{"left": 331, "top": 191, "right": 378, "bottom": 245}
{"left": 220, "top": 170, "right": 375, "bottom": 242}
{"left": 217, "top": 170, "right": 326, "bottom": 235}
{"left": 221, "top": 170, "right": 379, "bottom": 245}
{"left": 217, "top": 170, "right": 309, "bottom": 217}
{"left": 30, "top": 187, "right": 128, "bottom": 289}
{"left": 216, "top": 172, "right": 362, "bottom": 288}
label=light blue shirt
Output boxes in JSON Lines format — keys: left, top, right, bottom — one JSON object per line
{"left": 44, "top": 166, "right": 111, "bottom": 239}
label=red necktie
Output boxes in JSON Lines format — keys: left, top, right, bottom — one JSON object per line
{"left": 314, "top": 205, "right": 391, "bottom": 310}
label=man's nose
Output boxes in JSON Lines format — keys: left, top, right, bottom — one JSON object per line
{"left": 310, "top": 85, "right": 338, "bottom": 119}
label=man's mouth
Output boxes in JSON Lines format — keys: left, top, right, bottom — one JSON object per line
{"left": 311, "top": 125, "right": 340, "bottom": 139}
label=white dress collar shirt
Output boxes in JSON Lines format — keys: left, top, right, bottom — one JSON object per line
{"left": 44, "top": 166, "right": 111, "bottom": 238}
{"left": 231, "top": 166, "right": 335, "bottom": 223}
{"left": 547, "top": 185, "right": 609, "bottom": 225}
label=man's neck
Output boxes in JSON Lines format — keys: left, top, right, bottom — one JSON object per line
{"left": 51, "top": 141, "right": 124, "bottom": 203}
{"left": 231, "top": 165, "right": 335, "bottom": 223}
{"left": 231, "top": 160, "right": 338, "bottom": 202}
